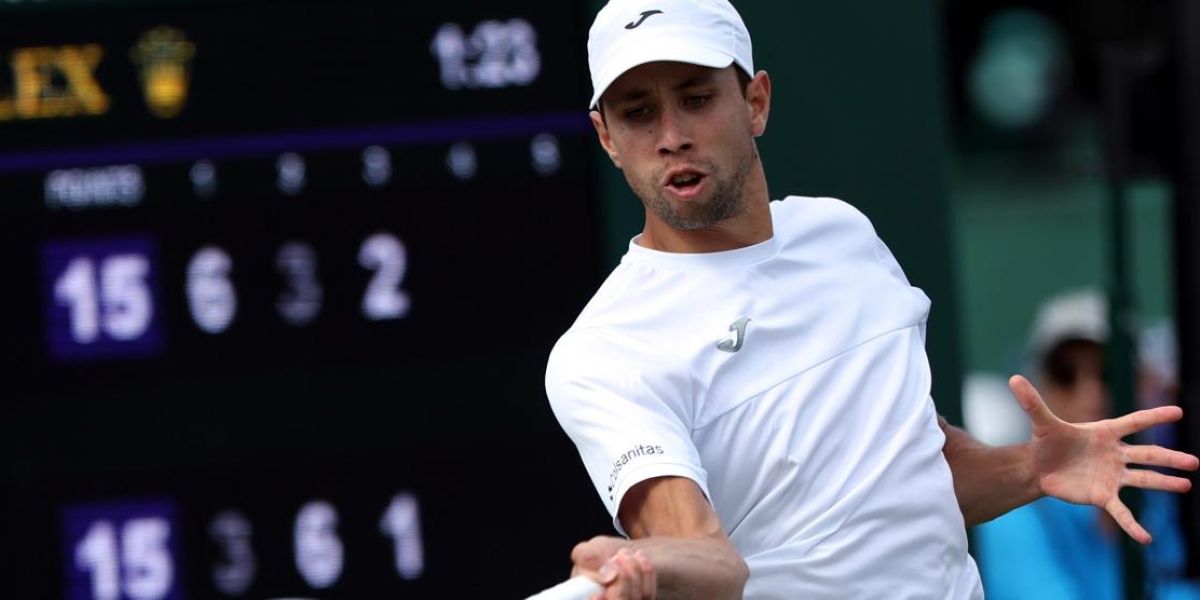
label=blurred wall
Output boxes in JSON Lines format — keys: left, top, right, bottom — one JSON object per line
{"left": 955, "top": 177, "right": 1175, "bottom": 374}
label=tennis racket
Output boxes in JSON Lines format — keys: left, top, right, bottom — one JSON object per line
{"left": 524, "top": 575, "right": 603, "bottom": 600}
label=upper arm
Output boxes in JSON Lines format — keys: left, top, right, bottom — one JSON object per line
{"left": 619, "top": 476, "right": 727, "bottom": 541}
{"left": 938, "top": 415, "right": 983, "bottom": 463}
{"left": 547, "top": 331, "right": 710, "bottom": 525}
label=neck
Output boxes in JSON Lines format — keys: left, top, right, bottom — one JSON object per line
{"left": 638, "top": 164, "right": 773, "bottom": 253}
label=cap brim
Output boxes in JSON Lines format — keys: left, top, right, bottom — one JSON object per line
{"left": 589, "top": 40, "right": 735, "bottom": 109}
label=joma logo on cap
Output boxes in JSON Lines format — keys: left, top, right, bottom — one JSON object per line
{"left": 625, "top": 10, "right": 664, "bottom": 29}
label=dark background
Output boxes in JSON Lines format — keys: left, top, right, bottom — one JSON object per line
{"left": 0, "top": 1, "right": 614, "bottom": 597}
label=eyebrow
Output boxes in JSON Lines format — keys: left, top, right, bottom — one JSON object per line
{"left": 612, "top": 72, "right": 719, "bottom": 104}
{"left": 672, "top": 73, "right": 717, "bottom": 91}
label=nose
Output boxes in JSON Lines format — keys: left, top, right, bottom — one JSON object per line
{"left": 656, "top": 106, "right": 694, "bottom": 156}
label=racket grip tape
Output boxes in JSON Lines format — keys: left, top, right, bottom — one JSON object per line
{"left": 524, "top": 575, "right": 604, "bottom": 600}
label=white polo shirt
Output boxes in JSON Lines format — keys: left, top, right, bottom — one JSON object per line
{"left": 545, "top": 196, "right": 983, "bottom": 599}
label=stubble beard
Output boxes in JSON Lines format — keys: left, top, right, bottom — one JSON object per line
{"left": 637, "top": 149, "right": 754, "bottom": 231}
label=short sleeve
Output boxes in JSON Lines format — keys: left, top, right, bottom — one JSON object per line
{"left": 545, "top": 328, "right": 709, "bottom": 534}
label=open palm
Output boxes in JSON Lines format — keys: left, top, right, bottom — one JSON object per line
{"left": 1011, "top": 375, "right": 1199, "bottom": 544}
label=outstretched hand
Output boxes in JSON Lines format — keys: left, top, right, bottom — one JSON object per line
{"left": 1010, "top": 374, "right": 1200, "bottom": 543}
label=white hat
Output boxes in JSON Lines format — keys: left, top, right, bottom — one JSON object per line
{"left": 587, "top": 0, "right": 754, "bottom": 109}
{"left": 1028, "top": 288, "right": 1109, "bottom": 363}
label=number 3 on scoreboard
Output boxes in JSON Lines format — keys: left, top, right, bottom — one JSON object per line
{"left": 359, "top": 232, "right": 410, "bottom": 321}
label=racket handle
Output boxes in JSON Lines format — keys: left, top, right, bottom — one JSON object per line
{"left": 525, "top": 575, "right": 603, "bottom": 600}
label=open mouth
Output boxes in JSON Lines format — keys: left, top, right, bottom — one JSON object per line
{"left": 669, "top": 173, "right": 702, "bottom": 188}
{"left": 664, "top": 170, "right": 706, "bottom": 197}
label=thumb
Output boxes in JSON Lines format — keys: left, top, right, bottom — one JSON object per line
{"left": 1009, "top": 375, "right": 1060, "bottom": 436}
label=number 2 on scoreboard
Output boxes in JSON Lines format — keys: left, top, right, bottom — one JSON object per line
{"left": 359, "top": 232, "right": 411, "bottom": 321}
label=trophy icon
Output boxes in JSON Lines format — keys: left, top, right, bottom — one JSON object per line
{"left": 131, "top": 27, "right": 195, "bottom": 118}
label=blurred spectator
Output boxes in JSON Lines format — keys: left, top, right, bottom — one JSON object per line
{"left": 1137, "top": 320, "right": 1198, "bottom": 600}
{"left": 975, "top": 290, "right": 1200, "bottom": 599}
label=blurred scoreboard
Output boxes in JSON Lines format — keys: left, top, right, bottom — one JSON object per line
{"left": 0, "top": 1, "right": 611, "bottom": 598}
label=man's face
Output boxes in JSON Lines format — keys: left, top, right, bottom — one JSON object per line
{"left": 591, "top": 62, "right": 767, "bottom": 231}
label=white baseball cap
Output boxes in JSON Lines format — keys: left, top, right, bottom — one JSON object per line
{"left": 587, "top": 0, "right": 754, "bottom": 109}
{"left": 1028, "top": 288, "right": 1109, "bottom": 364}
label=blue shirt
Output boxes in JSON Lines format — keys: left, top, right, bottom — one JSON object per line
{"left": 977, "top": 493, "right": 1200, "bottom": 599}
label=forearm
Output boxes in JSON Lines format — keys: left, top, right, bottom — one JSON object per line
{"left": 573, "top": 533, "right": 747, "bottom": 600}
{"left": 624, "top": 535, "right": 748, "bottom": 600}
{"left": 940, "top": 417, "right": 1042, "bottom": 525}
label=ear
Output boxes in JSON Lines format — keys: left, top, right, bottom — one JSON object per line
{"left": 590, "top": 109, "right": 623, "bottom": 169}
{"left": 745, "top": 70, "right": 772, "bottom": 138}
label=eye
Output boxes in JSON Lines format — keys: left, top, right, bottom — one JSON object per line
{"left": 623, "top": 106, "right": 652, "bottom": 120}
{"left": 682, "top": 94, "right": 711, "bottom": 108}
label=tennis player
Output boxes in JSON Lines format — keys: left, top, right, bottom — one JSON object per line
{"left": 545, "top": 1, "right": 1200, "bottom": 598}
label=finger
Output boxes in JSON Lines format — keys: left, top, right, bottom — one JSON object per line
{"left": 634, "top": 551, "right": 655, "bottom": 598}
{"left": 572, "top": 542, "right": 603, "bottom": 572}
{"left": 1109, "top": 405, "right": 1184, "bottom": 439}
{"left": 623, "top": 551, "right": 645, "bottom": 600}
{"left": 573, "top": 537, "right": 624, "bottom": 572}
{"left": 1123, "top": 444, "right": 1200, "bottom": 471}
{"left": 1122, "top": 468, "right": 1193, "bottom": 493}
{"left": 597, "top": 549, "right": 628, "bottom": 597}
{"left": 1008, "top": 375, "right": 1060, "bottom": 435}
{"left": 597, "top": 560, "right": 618, "bottom": 586}
{"left": 1105, "top": 496, "right": 1152, "bottom": 544}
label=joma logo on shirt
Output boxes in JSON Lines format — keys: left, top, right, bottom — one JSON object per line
{"left": 606, "top": 443, "right": 665, "bottom": 499}
{"left": 717, "top": 316, "right": 751, "bottom": 352}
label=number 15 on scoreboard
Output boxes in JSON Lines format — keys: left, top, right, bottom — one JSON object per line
{"left": 41, "top": 235, "right": 164, "bottom": 363}
{"left": 63, "top": 499, "right": 183, "bottom": 600}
